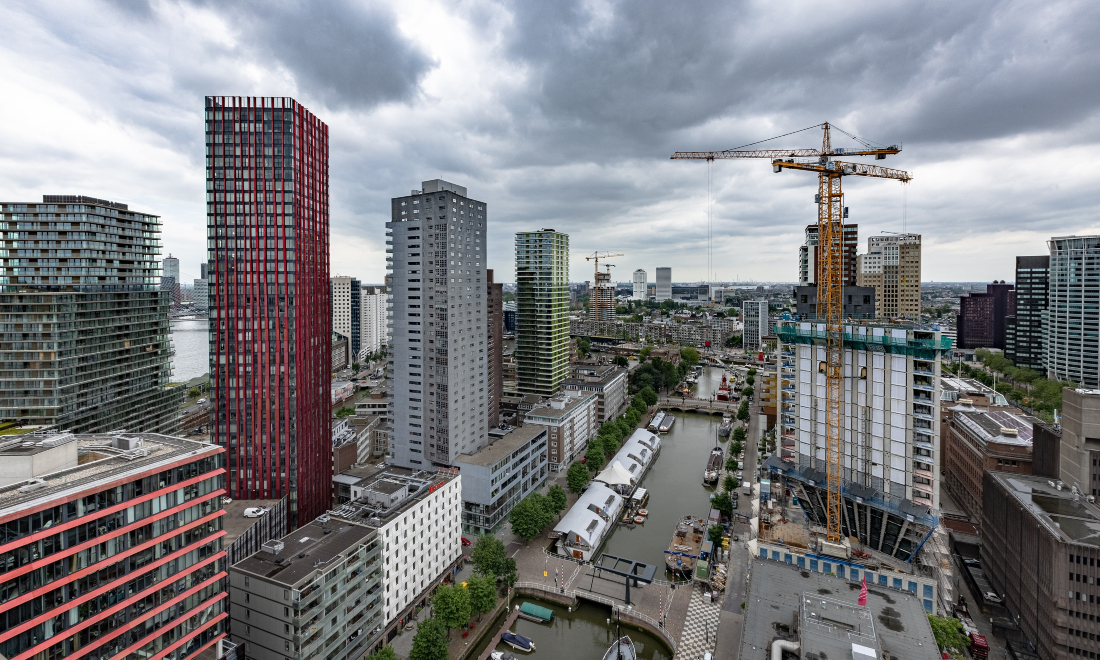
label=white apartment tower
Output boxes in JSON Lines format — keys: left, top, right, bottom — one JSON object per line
{"left": 742, "top": 299, "right": 769, "bottom": 352}
{"left": 361, "top": 285, "right": 387, "bottom": 358}
{"left": 632, "top": 269, "right": 647, "bottom": 300}
{"left": 388, "top": 179, "right": 489, "bottom": 468}
{"left": 331, "top": 275, "right": 361, "bottom": 358}
{"left": 655, "top": 267, "right": 672, "bottom": 301}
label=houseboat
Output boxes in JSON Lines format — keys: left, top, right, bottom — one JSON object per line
{"left": 665, "top": 515, "right": 707, "bottom": 577}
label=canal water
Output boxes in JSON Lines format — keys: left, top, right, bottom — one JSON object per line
{"left": 472, "top": 598, "right": 672, "bottom": 660}
{"left": 170, "top": 318, "right": 209, "bottom": 382}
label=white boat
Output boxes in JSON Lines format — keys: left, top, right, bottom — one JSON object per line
{"left": 491, "top": 653, "right": 517, "bottom": 660}
{"left": 658, "top": 414, "right": 675, "bottom": 433}
{"left": 647, "top": 411, "right": 666, "bottom": 432}
{"left": 603, "top": 635, "right": 637, "bottom": 660}
{"left": 718, "top": 414, "right": 733, "bottom": 437}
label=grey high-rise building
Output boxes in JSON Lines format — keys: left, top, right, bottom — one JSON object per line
{"left": 388, "top": 179, "right": 489, "bottom": 468}
{"left": 1005, "top": 255, "right": 1049, "bottom": 371}
{"left": 655, "top": 267, "right": 672, "bottom": 301}
{"left": 742, "top": 299, "right": 769, "bottom": 352}
{"left": 1045, "top": 236, "right": 1100, "bottom": 387}
{"left": 516, "top": 229, "right": 570, "bottom": 396}
{"left": 331, "top": 275, "right": 361, "bottom": 358}
{"left": 193, "top": 261, "right": 210, "bottom": 313}
{"left": 632, "top": 269, "right": 647, "bottom": 300}
{"left": 0, "top": 195, "right": 182, "bottom": 432}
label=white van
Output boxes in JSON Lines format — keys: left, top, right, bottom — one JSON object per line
{"left": 743, "top": 483, "right": 752, "bottom": 496}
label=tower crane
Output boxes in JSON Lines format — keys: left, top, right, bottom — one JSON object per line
{"left": 586, "top": 252, "right": 624, "bottom": 323}
{"left": 672, "top": 122, "right": 911, "bottom": 543}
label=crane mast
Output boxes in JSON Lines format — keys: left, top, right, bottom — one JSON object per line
{"left": 673, "top": 123, "right": 911, "bottom": 543}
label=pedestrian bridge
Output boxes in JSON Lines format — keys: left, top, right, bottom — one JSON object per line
{"left": 657, "top": 397, "right": 739, "bottom": 415}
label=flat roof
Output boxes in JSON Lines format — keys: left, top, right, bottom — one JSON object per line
{"left": 956, "top": 409, "right": 1038, "bottom": 445}
{"left": 453, "top": 425, "right": 547, "bottom": 467}
{"left": 222, "top": 498, "right": 283, "bottom": 547}
{"left": 740, "top": 559, "right": 939, "bottom": 660}
{"left": 232, "top": 518, "right": 375, "bottom": 588}
{"left": 989, "top": 472, "right": 1100, "bottom": 548}
{"left": 525, "top": 392, "right": 597, "bottom": 421}
{"left": 0, "top": 433, "right": 222, "bottom": 518}
{"left": 329, "top": 465, "right": 458, "bottom": 527}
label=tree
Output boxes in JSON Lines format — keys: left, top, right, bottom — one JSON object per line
{"left": 680, "top": 346, "right": 700, "bottom": 366}
{"left": 613, "top": 355, "right": 629, "bottom": 367}
{"left": 725, "top": 456, "right": 740, "bottom": 472}
{"left": 640, "top": 386, "right": 658, "bottom": 406}
{"left": 746, "top": 374, "right": 755, "bottom": 386}
{"left": 467, "top": 574, "right": 497, "bottom": 621}
{"left": 577, "top": 337, "right": 591, "bottom": 357}
{"left": 409, "top": 617, "right": 448, "bottom": 660}
{"left": 509, "top": 494, "right": 554, "bottom": 543}
{"left": 188, "top": 387, "right": 200, "bottom": 398}
{"left": 352, "top": 362, "right": 361, "bottom": 372}
{"left": 737, "top": 399, "right": 750, "bottom": 422}
{"left": 731, "top": 427, "right": 747, "bottom": 444}
{"left": 725, "top": 334, "right": 742, "bottom": 348}
{"left": 432, "top": 583, "right": 471, "bottom": 633}
{"left": 741, "top": 386, "right": 754, "bottom": 399}
{"left": 567, "top": 461, "right": 591, "bottom": 493}
{"left": 585, "top": 441, "right": 606, "bottom": 472}
{"left": 927, "top": 614, "right": 970, "bottom": 655}
{"left": 712, "top": 492, "right": 733, "bottom": 517}
{"left": 616, "top": 416, "right": 632, "bottom": 438}
{"left": 640, "top": 346, "right": 652, "bottom": 361}
{"left": 471, "top": 535, "right": 507, "bottom": 578}
{"left": 625, "top": 407, "right": 641, "bottom": 428}
{"left": 336, "top": 406, "right": 355, "bottom": 418}
{"left": 723, "top": 474, "right": 737, "bottom": 493}
{"left": 368, "top": 647, "right": 399, "bottom": 660}
{"left": 631, "top": 394, "right": 648, "bottom": 414}
{"left": 547, "top": 484, "right": 568, "bottom": 519}
{"left": 708, "top": 524, "right": 725, "bottom": 547}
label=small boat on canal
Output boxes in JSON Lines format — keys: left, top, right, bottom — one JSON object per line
{"left": 703, "top": 447, "right": 723, "bottom": 484}
{"left": 603, "top": 635, "right": 637, "bottom": 660}
{"left": 716, "top": 373, "right": 732, "bottom": 402}
{"left": 647, "top": 411, "right": 666, "bottom": 432}
{"left": 718, "top": 413, "right": 733, "bottom": 437}
{"left": 501, "top": 631, "right": 536, "bottom": 653}
{"left": 665, "top": 515, "right": 707, "bottom": 577}
{"left": 658, "top": 414, "right": 675, "bottom": 433}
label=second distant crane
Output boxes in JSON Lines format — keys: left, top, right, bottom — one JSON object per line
{"left": 586, "top": 251, "right": 624, "bottom": 323}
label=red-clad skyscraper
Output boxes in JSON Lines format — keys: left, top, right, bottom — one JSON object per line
{"left": 205, "top": 96, "right": 330, "bottom": 528}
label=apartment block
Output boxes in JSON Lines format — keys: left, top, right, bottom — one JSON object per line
{"left": 770, "top": 321, "right": 951, "bottom": 564}
{"left": 857, "top": 233, "right": 922, "bottom": 319}
{"left": 163, "top": 252, "right": 181, "bottom": 306}
{"left": 798, "top": 223, "right": 858, "bottom": 286}
{"left": 793, "top": 285, "right": 876, "bottom": 320}
{"left": 228, "top": 518, "right": 382, "bottom": 660}
{"left": 515, "top": 230, "right": 570, "bottom": 396}
{"left": 742, "top": 299, "right": 769, "bottom": 353}
{"left": 206, "top": 95, "right": 331, "bottom": 528}
{"left": 590, "top": 269, "right": 615, "bottom": 321}
{"left": 983, "top": 472, "right": 1100, "bottom": 660}
{"left": 562, "top": 363, "right": 628, "bottom": 424}
{"left": 0, "top": 195, "right": 182, "bottom": 433}
{"left": 957, "top": 281, "right": 1016, "bottom": 350}
{"left": 454, "top": 425, "right": 549, "bottom": 534}
{"left": 195, "top": 262, "right": 210, "bottom": 313}
{"left": 360, "top": 285, "right": 387, "bottom": 358}
{"left": 330, "top": 466, "right": 462, "bottom": 642}
{"left": 655, "top": 267, "right": 672, "bottom": 301}
{"left": 1005, "top": 255, "right": 1050, "bottom": 371}
{"left": 331, "top": 275, "right": 361, "bottom": 359}
{"left": 632, "top": 269, "right": 647, "bottom": 300}
{"left": 0, "top": 432, "right": 227, "bottom": 660}
{"left": 1045, "top": 236, "right": 1100, "bottom": 387}
{"left": 388, "top": 179, "right": 488, "bottom": 468}
{"left": 487, "top": 269, "right": 503, "bottom": 428}
{"left": 524, "top": 390, "right": 598, "bottom": 471}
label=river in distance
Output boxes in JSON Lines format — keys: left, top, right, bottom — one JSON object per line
{"left": 170, "top": 318, "right": 210, "bottom": 383}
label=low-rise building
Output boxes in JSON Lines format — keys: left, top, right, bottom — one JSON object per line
{"left": 356, "top": 390, "right": 389, "bottom": 416}
{"left": 563, "top": 363, "right": 629, "bottom": 424}
{"left": 228, "top": 518, "right": 383, "bottom": 660}
{"left": 332, "top": 380, "right": 355, "bottom": 405}
{"left": 332, "top": 332, "right": 350, "bottom": 370}
{"left": 333, "top": 414, "right": 382, "bottom": 474}
{"left": 0, "top": 432, "right": 227, "bottom": 660}
{"left": 453, "top": 425, "right": 549, "bottom": 535}
{"left": 222, "top": 497, "right": 289, "bottom": 567}
{"left": 524, "top": 391, "right": 598, "bottom": 471}
{"left": 552, "top": 482, "right": 623, "bottom": 561}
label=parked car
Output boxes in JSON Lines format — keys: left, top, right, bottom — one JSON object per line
{"left": 461, "top": 537, "right": 472, "bottom": 547}
{"left": 197, "top": 398, "right": 207, "bottom": 404}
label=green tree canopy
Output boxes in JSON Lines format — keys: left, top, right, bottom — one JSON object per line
{"left": 368, "top": 647, "right": 399, "bottom": 660}
{"left": 625, "top": 407, "right": 641, "bottom": 428}
{"left": 432, "top": 583, "right": 471, "bottom": 632}
{"left": 576, "top": 337, "right": 591, "bottom": 356}
{"left": 725, "top": 335, "right": 742, "bottom": 348}
{"left": 631, "top": 394, "right": 648, "bottom": 414}
{"left": 725, "top": 456, "right": 740, "bottom": 472}
{"left": 723, "top": 474, "right": 737, "bottom": 493}
{"left": 927, "top": 614, "right": 970, "bottom": 654}
{"left": 471, "top": 535, "right": 507, "bottom": 578}
{"left": 708, "top": 524, "right": 725, "bottom": 546}
{"left": 746, "top": 374, "right": 755, "bottom": 386}
{"left": 640, "top": 346, "right": 652, "bottom": 361}
{"left": 680, "top": 347, "right": 700, "bottom": 366}
{"left": 732, "top": 427, "right": 746, "bottom": 444}
{"left": 639, "top": 386, "right": 658, "bottom": 406}
{"left": 737, "top": 400, "right": 750, "bottom": 422}
{"left": 567, "top": 461, "right": 591, "bottom": 493}
{"left": 616, "top": 416, "right": 632, "bottom": 437}
{"left": 613, "top": 355, "right": 629, "bottom": 367}
{"left": 712, "top": 492, "right": 733, "bottom": 517}
{"left": 741, "top": 386, "right": 754, "bottom": 399}
{"left": 467, "top": 574, "right": 497, "bottom": 621}
{"left": 585, "top": 441, "right": 606, "bottom": 472}
{"left": 547, "top": 484, "right": 568, "bottom": 519}
{"left": 509, "top": 494, "right": 554, "bottom": 542}
{"left": 410, "top": 617, "right": 449, "bottom": 660}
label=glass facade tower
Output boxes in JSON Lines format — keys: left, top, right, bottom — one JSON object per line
{"left": 1045, "top": 236, "right": 1100, "bottom": 387}
{"left": 205, "top": 96, "right": 330, "bottom": 528}
{"left": 515, "top": 230, "right": 570, "bottom": 396}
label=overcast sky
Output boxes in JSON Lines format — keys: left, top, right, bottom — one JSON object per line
{"left": 1, "top": 0, "right": 1097, "bottom": 285}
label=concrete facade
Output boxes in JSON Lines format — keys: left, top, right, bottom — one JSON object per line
{"left": 742, "top": 299, "right": 769, "bottom": 353}
{"left": 331, "top": 275, "right": 362, "bottom": 359}
{"left": 632, "top": 268, "right": 647, "bottom": 300}
{"left": 1058, "top": 388, "right": 1100, "bottom": 493}
{"left": 453, "top": 425, "right": 549, "bottom": 534}
{"left": 655, "top": 267, "right": 671, "bottom": 301}
{"left": 562, "top": 363, "right": 629, "bottom": 424}
{"left": 857, "top": 233, "right": 922, "bottom": 319}
{"left": 524, "top": 390, "right": 598, "bottom": 471}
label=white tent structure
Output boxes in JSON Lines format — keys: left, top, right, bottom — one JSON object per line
{"left": 594, "top": 461, "right": 636, "bottom": 488}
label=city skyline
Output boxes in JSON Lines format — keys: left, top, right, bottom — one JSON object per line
{"left": 2, "top": 1, "right": 1098, "bottom": 286}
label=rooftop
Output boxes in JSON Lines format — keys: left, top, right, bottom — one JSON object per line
{"left": 222, "top": 498, "right": 284, "bottom": 548}
{"left": 740, "top": 559, "right": 939, "bottom": 660}
{"left": 955, "top": 408, "right": 1039, "bottom": 446}
{"left": 525, "top": 391, "right": 598, "bottom": 421}
{"left": 940, "top": 377, "right": 1009, "bottom": 405}
{"left": 332, "top": 463, "right": 383, "bottom": 486}
{"left": 231, "top": 517, "right": 375, "bottom": 588}
{"left": 453, "top": 425, "right": 547, "bottom": 468}
{"left": 989, "top": 472, "right": 1100, "bottom": 548}
{"left": 0, "top": 432, "right": 221, "bottom": 518}
{"left": 329, "top": 465, "right": 458, "bottom": 527}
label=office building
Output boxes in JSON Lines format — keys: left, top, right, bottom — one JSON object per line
{"left": 655, "top": 266, "right": 672, "bottom": 301}
{"left": 0, "top": 195, "right": 182, "bottom": 433}
{"left": 798, "top": 223, "right": 858, "bottom": 286}
{"left": 1045, "top": 236, "right": 1100, "bottom": 387}
{"left": 524, "top": 390, "right": 598, "bottom": 471}
{"left": 163, "top": 252, "right": 181, "bottom": 306}
{"left": 1054, "top": 388, "right": 1100, "bottom": 493}
{"left": 941, "top": 399, "right": 1037, "bottom": 520}
{"left": 388, "top": 179, "right": 488, "bottom": 468}
{"left": 195, "top": 261, "right": 210, "bottom": 313}
{"left": 742, "top": 299, "right": 769, "bottom": 353}
{"left": 329, "top": 466, "right": 463, "bottom": 643}
{"left": 1005, "top": 255, "right": 1049, "bottom": 371}
{"left": 331, "top": 275, "right": 362, "bottom": 359}
{"left": 503, "top": 300, "right": 516, "bottom": 334}
{"left": 856, "top": 233, "right": 922, "bottom": 319}
{"left": 563, "top": 363, "right": 628, "bottom": 424}
{"left": 769, "top": 322, "right": 951, "bottom": 564}
{"left": 487, "top": 269, "right": 503, "bottom": 428}
{"left": 515, "top": 229, "right": 570, "bottom": 396}
{"left": 0, "top": 432, "right": 227, "bottom": 660}
{"left": 229, "top": 518, "right": 383, "bottom": 660}
{"left": 206, "top": 95, "right": 331, "bottom": 528}
{"left": 454, "top": 425, "right": 549, "bottom": 534}
{"left": 590, "top": 269, "right": 615, "bottom": 321}
{"left": 632, "top": 268, "right": 647, "bottom": 299}
{"left": 360, "top": 285, "right": 387, "bottom": 358}
{"left": 793, "top": 285, "right": 875, "bottom": 319}
{"left": 956, "top": 281, "right": 1015, "bottom": 350}
{"left": 983, "top": 471, "right": 1100, "bottom": 660}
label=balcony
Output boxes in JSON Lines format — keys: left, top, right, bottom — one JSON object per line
{"left": 913, "top": 367, "right": 935, "bottom": 377}
{"left": 912, "top": 410, "right": 934, "bottom": 421}
{"left": 913, "top": 382, "right": 935, "bottom": 392}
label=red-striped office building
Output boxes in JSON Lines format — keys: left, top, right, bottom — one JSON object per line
{"left": 205, "top": 96, "right": 331, "bottom": 529}
{"left": 0, "top": 432, "right": 227, "bottom": 660}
